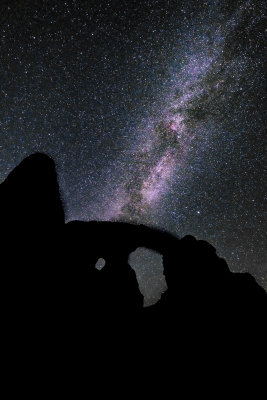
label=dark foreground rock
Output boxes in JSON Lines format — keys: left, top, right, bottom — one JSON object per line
{"left": 0, "top": 153, "right": 266, "bottom": 390}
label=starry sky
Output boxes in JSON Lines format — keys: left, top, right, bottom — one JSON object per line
{"left": 0, "top": 0, "right": 266, "bottom": 302}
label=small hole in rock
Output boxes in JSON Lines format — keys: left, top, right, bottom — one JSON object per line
{"left": 95, "top": 258, "right": 106, "bottom": 270}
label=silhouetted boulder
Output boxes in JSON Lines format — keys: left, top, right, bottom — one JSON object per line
{"left": 0, "top": 153, "right": 66, "bottom": 336}
{"left": 143, "top": 234, "right": 267, "bottom": 349}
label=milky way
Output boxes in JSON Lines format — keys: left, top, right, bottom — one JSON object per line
{"left": 99, "top": 8, "right": 238, "bottom": 223}
{"left": 0, "top": 0, "right": 266, "bottom": 303}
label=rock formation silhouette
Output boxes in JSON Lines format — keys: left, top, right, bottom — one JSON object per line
{"left": 0, "top": 153, "right": 266, "bottom": 387}
{"left": 0, "top": 154, "right": 65, "bottom": 332}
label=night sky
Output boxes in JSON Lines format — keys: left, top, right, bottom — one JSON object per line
{"left": 0, "top": 0, "right": 266, "bottom": 303}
